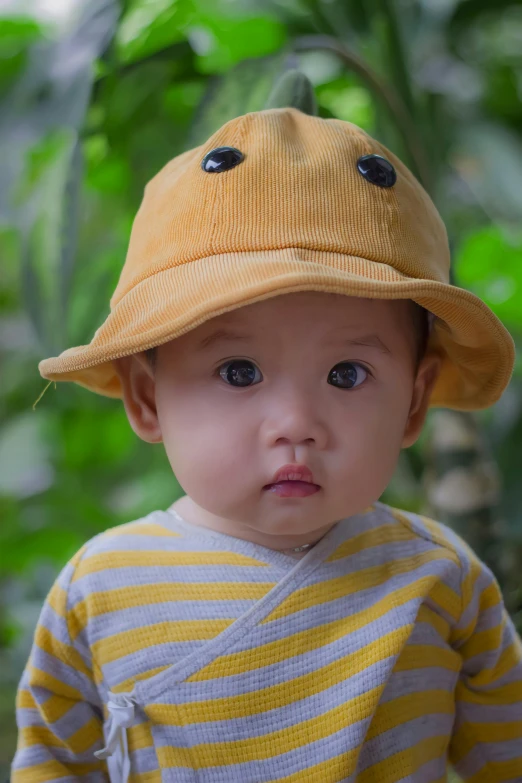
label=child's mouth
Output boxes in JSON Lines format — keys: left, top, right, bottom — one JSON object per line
{"left": 264, "top": 481, "right": 321, "bottom": 498}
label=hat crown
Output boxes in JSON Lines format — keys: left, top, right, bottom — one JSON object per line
{"left": 111, "top": 107, "right": 449, "bottom": 308}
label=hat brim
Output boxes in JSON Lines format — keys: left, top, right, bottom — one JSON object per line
{"left": 38, "top": 248, "right": 515, "bottom": 410}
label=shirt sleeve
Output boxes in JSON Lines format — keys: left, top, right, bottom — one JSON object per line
{"left": 11, "top": 546, "right": 109, "bottom": 783}
{"left": 448, "top": 542, "right": 522, "bottom": 782}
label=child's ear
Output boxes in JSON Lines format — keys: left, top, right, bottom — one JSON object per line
{"left": 112, "top": 354, "right": 163, "bottom": 444}
{"left": 401, "top": 352, "right": 442, "bottom": 449}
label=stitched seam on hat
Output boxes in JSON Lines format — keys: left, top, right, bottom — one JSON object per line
{"left": 206, "top": 116, "right": 248, "bottom": 256}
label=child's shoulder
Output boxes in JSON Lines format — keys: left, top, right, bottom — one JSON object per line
{"left": 59, "top": 510, "right": 183, "bottom": 594}
{"left": 375, "top": 500, "right": 488, "bottom": 574}
{"left": 94, "top": 511, "right": 180, "bottom": 543}
{"left": 78, "top": 510, "right": 180, "bottom": 552}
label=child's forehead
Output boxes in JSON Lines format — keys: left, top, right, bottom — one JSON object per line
{"left": 176, "top": 295, "right": 414, "bottom": 355}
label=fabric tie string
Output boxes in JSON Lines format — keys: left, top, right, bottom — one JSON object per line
{"left": 94, "top": 692, "right": 137, "bottom": 783}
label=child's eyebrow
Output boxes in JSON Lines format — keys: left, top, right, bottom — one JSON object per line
{"left": 196, "top": 329, "right": 391, "bottom": 355}
{"left": 338, "top": 334, "right": 391, "bottom": 355}
{"left": 196, "top": 329, "right": 251, "bottom": 351}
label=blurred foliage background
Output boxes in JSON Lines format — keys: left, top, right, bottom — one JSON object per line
{"left": 1, "top": 0, "right": 522, "bottom": 777}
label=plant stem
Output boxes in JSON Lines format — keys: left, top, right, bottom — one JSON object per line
{"left": 293, "top": 34, "right": 432, "bottom": 193}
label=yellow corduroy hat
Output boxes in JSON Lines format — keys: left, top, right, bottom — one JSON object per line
{"left": 37, "top": 70, "right": 515, "bottom": 411}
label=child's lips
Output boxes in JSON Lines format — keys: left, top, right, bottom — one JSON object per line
{"left": 264, "top": 481, "right": 321, "bottom": 498}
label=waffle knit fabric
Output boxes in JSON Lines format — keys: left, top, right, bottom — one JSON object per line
{"left": 11, "top": 502, "right": 522, "bottom": 782}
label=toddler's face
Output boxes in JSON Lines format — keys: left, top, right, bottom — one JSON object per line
{"left": 113, "top": 293, "right": 441, "bottom": 551}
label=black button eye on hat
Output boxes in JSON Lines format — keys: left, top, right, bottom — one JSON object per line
{"left": 201, "top": 147, "right": 244, "bottom": 173}
{"left": 357, "top": 154, "right": 397, "bottom": 188}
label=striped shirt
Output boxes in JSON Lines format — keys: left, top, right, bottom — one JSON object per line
{"left": 11, "top": 501, "right": 522, "bottom": 782}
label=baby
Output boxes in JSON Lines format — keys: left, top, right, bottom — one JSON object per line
{"left": 12, "top": 71, "right": 522, "bottom": 783}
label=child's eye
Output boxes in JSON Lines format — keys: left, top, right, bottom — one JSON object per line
{"left": 327, "top": 362, "right": 368, "bottom": 389}
{"left": 217, "top": 360, "right": 369, "bottom": 389}
{"left": 218, "top": 359, "right": 262, "bottom": 387}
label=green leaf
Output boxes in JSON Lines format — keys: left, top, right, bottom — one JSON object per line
{"left": 116, "top": 0, "right": 190, "bottom": 63}
{"left": 0, "top": 226, "right": 20, "bottom": 310}
{"left": 483, "top": 65, "right": 522, "bottom": 125}
{"left": 86, "top": 152, "right": 130, "bottom": 195}
{"left": 0, "top": 617, "right": 21, "bottom": 648}
{"left": 454, "top": 225, "right": 522, "bottom": 330}
{"left": 163, "top": 79, "right": 206, "bottom": 124}
{"left": 60, "top": 408, "right": 136, "bottom": 470}
{"left": 13, "top": 130, "right": 69, "bottom": 205}
{"left": 0, "top": 524, "right": 85, "bottom": 576}
{"left": 0, "top": 16, "right": 44, "bottom": 52}
{"left": 190, "top": 16, "right": 287, "bottom": 74}
{"left": 317, "top": 76, "right": 375, "bottom": 130}
{"left": 0, "top": 15, "right": 45, "bottom": 91}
